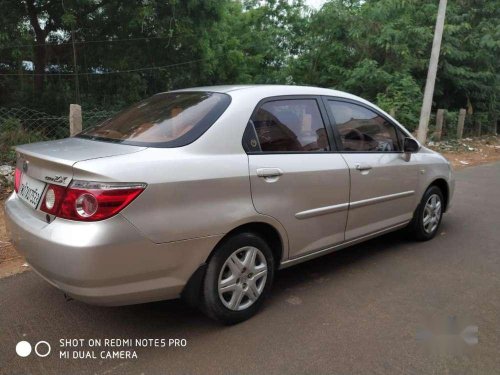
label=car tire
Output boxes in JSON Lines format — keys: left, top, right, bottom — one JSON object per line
{"left": 407, "top": 185, "right": 444, "bottom": 241}
{"left": 202, "top": 232, "right": 275, "bottom": 324}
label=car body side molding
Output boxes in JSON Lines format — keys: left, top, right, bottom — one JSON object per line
{"left": 349, "top": 190, "right": 415, "bottom": 209}
{"left": 295, "top": 202, "right": 349, "bottom": 220}
{"left": 294, "top": 191, "right": 414, "bottom": 220}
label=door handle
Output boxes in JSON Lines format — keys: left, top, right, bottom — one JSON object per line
{"left": 256, "top": 168, "right": 283, "bottom": 178}
{"left": 355, "top": 163, "right": 373, "bottom": 171}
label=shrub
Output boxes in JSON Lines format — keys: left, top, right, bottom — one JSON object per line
{"left": 0, "top": 117, "right": 47, "bottom": 164}
{"left": 376, "top": 74, "right": 423, "bottom": 131}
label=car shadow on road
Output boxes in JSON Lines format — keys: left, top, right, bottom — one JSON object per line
{"left": 61, "top": 228, "right": 419, "bottom": 332}
{"left": 10, "top": 225, "right": 449, "bottom": 340}
{"left": 273, "top": 229, "right": 412, "bottom": 295}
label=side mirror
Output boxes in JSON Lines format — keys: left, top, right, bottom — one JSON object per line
{"left": 404, "top": 137, "right": 420, "bottom": 153}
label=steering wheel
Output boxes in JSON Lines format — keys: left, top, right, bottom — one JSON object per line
{"left": 344, "top": 128, "right": 366, "bottom": 151}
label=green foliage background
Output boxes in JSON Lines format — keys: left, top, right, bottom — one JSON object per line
{"left": 0, "top": 0, "right": 498, "bottom": 132}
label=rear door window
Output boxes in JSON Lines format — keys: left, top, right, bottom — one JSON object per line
{"left": 249, "top": 99, "right": 330, "bottom": 152}
{"left": 79, "top": 92, "right": 231, "bottom": 147}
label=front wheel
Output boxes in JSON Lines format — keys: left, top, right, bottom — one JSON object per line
{"left": 202, "top": 233, "right": 275, "bottom": 324}
{"left": 407, "top": 185, "right": 444, "bottom": 241}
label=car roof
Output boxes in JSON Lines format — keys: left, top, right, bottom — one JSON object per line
{"left": 171, "top": 84, "right": 356, "bottom": 98}
{"left": 167, "top": 84, "right": 409, "bottom": 135}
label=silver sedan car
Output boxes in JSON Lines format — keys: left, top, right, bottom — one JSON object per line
{"left": 5, "top": 85, "right": 454, "bottom": 324}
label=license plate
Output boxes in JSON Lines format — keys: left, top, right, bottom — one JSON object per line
{"left": 18, "top": 173, "right": 46, "bottom": 209}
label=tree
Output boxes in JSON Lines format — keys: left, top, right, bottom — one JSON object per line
{"left": 0, "top": 0, "right": 497, "bottom": 131}
{"left": 202, "top": 0, "right": 308, "bottom": 85}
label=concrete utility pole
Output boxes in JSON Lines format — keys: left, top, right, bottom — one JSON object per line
{"left": 416, "top": 0, "right": 447, "bottom": 144}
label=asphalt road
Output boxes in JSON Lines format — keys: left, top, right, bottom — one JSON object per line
{"left": 1, "top": 162, "right": 500, "bottom": 375}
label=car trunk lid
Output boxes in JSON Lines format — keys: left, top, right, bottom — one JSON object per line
{"left": 14, "top": 137, "right": 146, "bottom": 214}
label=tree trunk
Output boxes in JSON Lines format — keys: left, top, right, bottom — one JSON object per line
{"left": 25, "top": 0, "right": 49, "bottom": 96}
{"left": 33, "top": 44, "right": 46, "bottom": 94}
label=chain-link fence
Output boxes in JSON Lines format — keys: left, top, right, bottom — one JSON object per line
{"left": 0, "top": 107, "right": 69, "bottom": 164}
{"left": 0, "top": 106, "right": 118, "bottom": 164}
{"left": 0, "top": 107, "right": 69, "bottom": 138}
{"left": 82, "top": 109, "right": 117, "bottom": 130}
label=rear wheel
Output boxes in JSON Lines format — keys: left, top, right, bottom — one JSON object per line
{"left": 202, "top": 233, "right": 274, "bottom": 324}
{"left": 407, "top": 185, "right": 444, "bottom": 241}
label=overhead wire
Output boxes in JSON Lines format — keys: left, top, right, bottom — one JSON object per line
{"left": 0, "top": 59, "right": 206, "bottom": 76}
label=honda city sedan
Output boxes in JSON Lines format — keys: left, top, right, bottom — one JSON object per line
{"left": 5, "top": 85, "right": 454, "bottom": 324}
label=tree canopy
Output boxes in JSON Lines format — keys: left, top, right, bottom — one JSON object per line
{"left": 0, "top": 0, "right": 498, "bottom": 131}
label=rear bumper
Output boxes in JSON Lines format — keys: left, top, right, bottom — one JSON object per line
{"left": 4, "top": 193, "right": 222, "bottom": 306}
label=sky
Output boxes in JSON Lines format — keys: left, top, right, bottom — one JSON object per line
{"left": 305, "top": 0, "right": 328, "bottom": 10}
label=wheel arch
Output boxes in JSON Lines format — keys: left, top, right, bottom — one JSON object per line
{"left": 181, "top": 221, "right": 286, "bottom": 308}
{"left": 208, "top": 222, "right": 285, "bottom": 267}
{"left": 429, "top": 178, "right": 450, "bottom": 212}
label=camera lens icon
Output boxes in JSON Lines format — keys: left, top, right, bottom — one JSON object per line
{"left": 16, "top": 341, "right": 51, "bottom": 357}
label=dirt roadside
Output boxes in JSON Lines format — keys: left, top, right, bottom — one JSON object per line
{"left": 1, "top": 135, "right": 499, "bottom": 278}
{"left": 430, "top": 135, "right": 500, "bottom": 170}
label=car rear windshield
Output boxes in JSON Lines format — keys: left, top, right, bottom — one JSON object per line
{"left": 78, "top": 91, "right": 231, "bottom": 147}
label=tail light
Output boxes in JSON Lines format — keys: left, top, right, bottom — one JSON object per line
{"left": 14, "top": 168, "right": 21, "bottom": 193}
{"left": 40, "top": 184, "right": 66, "bottom": 215}
{"left": 40, "top": 181, "right": 146, "bottom": 221}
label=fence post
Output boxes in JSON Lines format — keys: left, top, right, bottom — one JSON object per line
{"left": 493, "top": 113, "right": 498, "bottom": 135}
{"left": 69, "top": 104, "right": 82, "bottom": 136}
{"left": 434, "top": 109, "right": 444, "bottom": 141}
{"left": 457, "top": 108, "right": 466, "bottom": 139}
{"left": 475, "top": 115, "right": 481, "bottom": 137}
